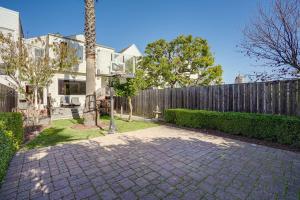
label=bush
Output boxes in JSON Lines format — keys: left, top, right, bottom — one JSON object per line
{"left": 0, "top": 112, "right": 23, "bottom": 184}
{"left": 165, "top": 109, "right": 300, "bottom": 147}
{"left": 0, "top": 112, "right": 23, "bottom": 145}
{"left": 0, "top": 122, "right": 19, "bottom": 183}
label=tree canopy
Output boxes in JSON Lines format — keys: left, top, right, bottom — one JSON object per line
{"left": 113, "top": 69, "right": 145, "bottom": 98}
{"left": 139, "top": 35, "right": 223, "bottom": 88}
{"left": 113, "top": 69, "right": 145, "bottom": 121}
{"left": 241, "top": 0, "right": 300, "bottom": 81}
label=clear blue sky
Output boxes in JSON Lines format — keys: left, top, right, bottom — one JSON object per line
{"left": 1, "top": 0, "right": 270, "bottom": 83}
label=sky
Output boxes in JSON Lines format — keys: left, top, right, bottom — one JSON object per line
{"left": 1, "top": 0, "right": 271, "bottom": 83}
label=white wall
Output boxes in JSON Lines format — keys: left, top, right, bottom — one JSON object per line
{"left": 0, "top": 7, "right": 22, "bottom": 41}
{"left": 49, "top": 73, "right": 86, "bottom": 107}
{"left": 96, "top": 46, "right": 114, "bottom": 76}
{"left": 0, "top": 7, "right": 23, "bottom": 88}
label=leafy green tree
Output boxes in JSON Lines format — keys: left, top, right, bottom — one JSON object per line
{"left": 113, "top": 70, "right": 145, "bottom": 121}
{"left": 139, "top": 35, "right": 223, "bottom": 88}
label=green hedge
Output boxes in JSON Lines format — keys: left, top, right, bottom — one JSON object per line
{"left": 0, "top": 112, "right": 23, "bottom": 145}
{"left": 0, "top": 112, "right": 23, "bottom": 184}
{"left": 165, "top": 109, "right": 300, "bottom": 147}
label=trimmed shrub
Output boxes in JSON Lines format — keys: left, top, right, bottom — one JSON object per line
{"left": 165, "top": 109, "right": 300, "bottom": 147}
{"left": 0, "top": 112, "right": 23, "bottom": 184}
{"left": 0, "top": 112, "right": 23, "bottom": 145}
{"left": 0, "top": 122, "right": 19, "bottom": 183}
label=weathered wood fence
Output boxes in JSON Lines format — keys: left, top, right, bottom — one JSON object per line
{"left": 115, "top": 79, "right": 300, "bottom": 118}
{"left": 0, "top": 83, "right": 18, "bottom": 112}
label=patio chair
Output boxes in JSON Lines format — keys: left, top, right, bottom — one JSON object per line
{"left": 71, "top": 97, "right": 81, "bottom": 107}
{"left": 60, "top": 96, "right": 70, "bottom": 107}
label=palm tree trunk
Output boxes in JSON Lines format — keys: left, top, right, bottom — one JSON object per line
{"left": 83, "top": 0, "right": 97, "bottom": 126}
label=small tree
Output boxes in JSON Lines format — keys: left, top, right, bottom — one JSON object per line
{"left": 113, "top": 70, "right": 145, "bottom": 121}
{"left": 0, "top": 33, "right": 78, "bottom": 123}
{"left": 241, "top": 0, "right": 300, "bottom": 80}
{"left": 139, "top": 35, "right": 223, "bottom": 88}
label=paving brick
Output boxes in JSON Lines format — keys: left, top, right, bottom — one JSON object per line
{"left": 118, "top": 178, "right": 135, "bottom": 190}
{"left": 99, "top": 188, "right": 117, "bottom": 200}
{"left": 0, "top": 126, "right": 299, "bottom": 200}
{"left": 75, "top": 187, "right": 96, "bottom": 199}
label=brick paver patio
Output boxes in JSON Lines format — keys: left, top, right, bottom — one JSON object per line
{"left": 0, "top": 125, "right": 300, "bottom": 200}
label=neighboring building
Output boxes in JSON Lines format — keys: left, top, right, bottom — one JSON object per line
{"left": 235, "top": 74, "right": 245, "bottom": 84}
{"left": 0, "top": 7, "right": 142, "bottom": 110}
{"left": 0, "top": 7, "right": 23, "bottom": 86}
{"left": 24, "top": 33, "right": 141, "bottom": 108}
{"left": 119, "top": 44, "right": 143, "bottom": 57}
{"left": 0, "top": 7, "right": 23, "bottom": 40}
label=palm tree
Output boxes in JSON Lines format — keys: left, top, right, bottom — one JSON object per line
{"left": 83, "top": 0, "right": 97, "bottom": 126}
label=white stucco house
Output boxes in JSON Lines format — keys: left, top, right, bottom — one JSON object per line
{"left": 0, "top": 7, "right": 23, "bottom": 41}
{"left": 27, "top": 33, "right": 142, "bottom": 108}
{"left": 0, "top": 7, "right": 142, "bottom": 110}
{"left": 0, "top": 7, "right": 23, "bottom": 86}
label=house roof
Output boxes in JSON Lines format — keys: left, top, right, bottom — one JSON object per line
{"left": 60, "top": 34, "right": 115, "bottom": 50}
{"left": 119, "top": 44, "right": 143, "bottom": 56}
{"left": 119, "top": 44, "right": 139, "bottom": 53}
{"left": 0, "top": 7, "right": 23, "bottom": 38}
{"left": 27, "top": 33, "right": 115, "bottom": 50}
{"left": 0, "top": 6, "right": 19, "bottom": 15}
{"left": 119, "top": 45, "right": 132, "bottom": 53}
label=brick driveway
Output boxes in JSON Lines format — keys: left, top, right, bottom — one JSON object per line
{"left": 0, "top": 125, "right": 300, "bottom": 200}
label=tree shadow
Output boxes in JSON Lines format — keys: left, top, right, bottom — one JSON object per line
{"left": 1, "top": 127, "right": 300, "bottom": 200}
{"left": 25, "top": 127, "right": 67, "bottom": 149}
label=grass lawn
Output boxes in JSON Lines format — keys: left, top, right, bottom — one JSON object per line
{"left": 25, "top": 116, "right": 159, "bottom": 149}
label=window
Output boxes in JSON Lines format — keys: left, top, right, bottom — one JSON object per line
{"left": 76, "top": 45, "right": 83, "bottom": 61}
{"left": 58, "top": 80, "right": 86, "bottom": 95}
{"left": 35, "top": 48, "right": 44, "bottom": 58}
{"left": 69, "top": 43, "right": 83, "bottom": 61}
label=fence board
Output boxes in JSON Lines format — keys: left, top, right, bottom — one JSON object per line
{"left": 289, "top": 80, "right": 297, "bottom": 116}
{"left": 115, "top": 79, "right": 300, "bottom": 118}
{"left": 296, "top": 80, "right": 300, "bottom": 116}
{"left": 265, "top": 82, "right": 272, "bottom": 114}
{"left": 0, "top": 83, "right": 17, "bottom": 112}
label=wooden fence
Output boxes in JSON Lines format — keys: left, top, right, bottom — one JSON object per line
{"left": 115, "top": 79, "right": 300, "bottom": 118}
{"left": 0, "top": 83, "right": 18, "bottom": 112}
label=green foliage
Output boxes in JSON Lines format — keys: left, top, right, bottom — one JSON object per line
{"left": 139, "top": 35, "right": 223, "bottom": 88}
{"left": 113, "top": 78, "right": 137, "bottom": 98}
{"left": 0, "top": 113, "right": 23, "bottom": 184}
{"left": 113, "top": 69, "right": 145, "bottom": 98}
{"left": 0, "top": 112, "right": 23, "bottom": 146}
{"left": 165, "top": 109, "right": 300, "bottom": 147}
{"left": 113, "top": 69, "right": 146, "bottom": 121}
